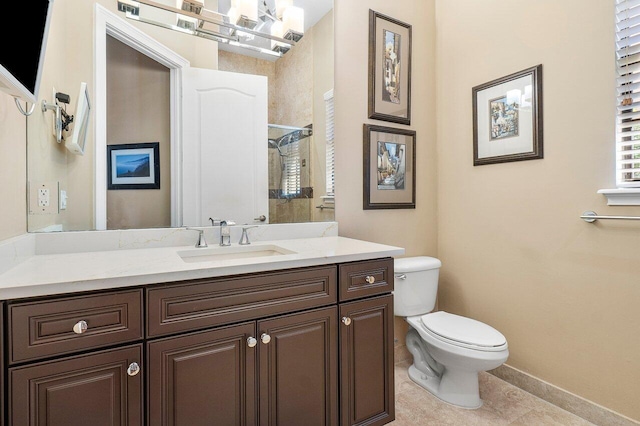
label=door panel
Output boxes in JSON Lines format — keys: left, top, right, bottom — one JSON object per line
{"left": 340, "top": 295, "right": 395, "bottom": 426}
{"left": 9, "top": 345, "right": 143, "bottom": 426}
{"left": 259, "top": 307, "right": 338, "bottom": 426}
{"left": 182, "top": 67, "right": 269, "bottom": 226}
{"left": 148, "top": 322, "right": 257, "bottom": 426}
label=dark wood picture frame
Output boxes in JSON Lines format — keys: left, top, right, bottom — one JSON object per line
{"left": 472, "top": 64, "right": 543, "bottom": 166}
{"left": 107, "top": 142, "right": 160, "bottom": 190}
{"left": 364, "top": 124, "right": 416, "bottom": 210}
{"left": 368, "top": 10, "right": 412, "bottom": 125}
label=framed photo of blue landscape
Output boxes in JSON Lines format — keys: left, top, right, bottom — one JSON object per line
{"left": 107, "top": 142, "right": 160, "bottom": 190}
{"left": 368, "top": 10, "right": 412, "bottom": 125}
{"left": 364, "top": 124, "right": 416, "bottom": 209}
{"left": 472, "top": 64, "right": 543, "bottom": 166}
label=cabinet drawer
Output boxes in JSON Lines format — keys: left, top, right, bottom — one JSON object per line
{"left": 8, "top": 290, "right": 143, "bottom": 364}
{"left": 147, "top": 265, "right": 337, "bottom": 337}
{"left": 338, "top": 258, "right": 394, "bottom": 301}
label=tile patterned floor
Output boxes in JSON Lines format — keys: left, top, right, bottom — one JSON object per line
{"left": 390, "top": 360, "right": 596, "bottom": 426}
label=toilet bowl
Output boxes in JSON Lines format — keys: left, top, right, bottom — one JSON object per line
{"left": 394, "top": 257, "right": 509, "bottom": 409}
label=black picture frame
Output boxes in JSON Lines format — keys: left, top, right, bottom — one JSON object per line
{"left": 472, "top": 64, "right": 543, "bottom": 166}
{"left": 364, "top": 124, "right": 416, "bottom": 209}
{"left": 368, "top": 10, "right": 412, "bottom": 125}
{"left": 107, "top": 142, "right": 160, "bottom": 190}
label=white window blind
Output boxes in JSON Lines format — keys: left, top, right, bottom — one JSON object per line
{"left": 616, "top": 0, "right": 640, "bottom": 187}
{"left": 324, "top": 89, "right": 335, "bottom": 196}
{"left": 282, "top": 139, "right": 301, "bottom": 196}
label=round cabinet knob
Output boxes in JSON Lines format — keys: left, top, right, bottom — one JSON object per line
{"left": 127, "top": 362, "right": 140, "bottom": 377}
{"left": 247, "top": 337, "right": 258, "bottom": 348}
{"left": 365, "top": 276, "right": 376, "bottom": 284}
{"left": 261, "top": 333, "right": 271, "bottom": 344}
{"left": 254, "top": 215, "right": 267, "bottom": 222}
{"left": 73, "top": 320, "right": 88, "bottom": 334}
{"left": 342, "top": 317, "right": 352, "bottom": 326}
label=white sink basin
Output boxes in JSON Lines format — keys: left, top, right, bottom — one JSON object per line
{"left": 178, "top": 244, "right": 296, "bottom": 263}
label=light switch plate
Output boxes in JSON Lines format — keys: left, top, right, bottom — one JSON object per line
{"left": 29, "top": 181, "right": 59, "bottom": 215}
{"left": 59, "top": 189, "right": 67, "bottom": 210}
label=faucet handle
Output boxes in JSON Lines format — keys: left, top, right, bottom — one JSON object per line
{"left": 239, "top": 225, "right": 258, "bottom": 245}
{"left": 185, "top": 227, "right": 208, "bottom": 248}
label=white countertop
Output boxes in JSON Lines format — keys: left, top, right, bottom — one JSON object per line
{"left": 0, "top": 236, "right": 404, "bottom": 300}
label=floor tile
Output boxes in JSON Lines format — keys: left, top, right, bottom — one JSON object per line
{"left": 390, "top": 362, "right": 596, "bottom": 426}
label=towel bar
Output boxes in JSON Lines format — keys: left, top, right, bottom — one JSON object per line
{"left": 581, "top": 211, "right": 640, "bottom": 223}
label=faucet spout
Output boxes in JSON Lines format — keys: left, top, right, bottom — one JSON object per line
{"left": 219, "top": 220, "right": 235, "bottom": 246}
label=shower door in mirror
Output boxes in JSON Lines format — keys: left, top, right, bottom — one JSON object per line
{"left": 182, "top": 68, "right": 269, "bottom": 226}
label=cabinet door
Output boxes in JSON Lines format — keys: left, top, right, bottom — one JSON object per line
{"left": 1, "top": 303, "right": 4, "bottom": 426}
{"left": 148, "top": 322, "right": 257, "bottom": 426}
{"left": 258, "top": 307, "right": 338, "bottom": 426}
{"left": 10, "top": 344, "right": 143, "bottom": 426}
{"left": 340, "top": 295, "right": 394, "bottom": 426}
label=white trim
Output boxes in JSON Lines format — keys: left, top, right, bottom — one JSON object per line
{"left": 94, "top": 4, "right": 190, "bottom": 230}
{"left": 597, "top": 188, "right": 640, "bottom": 205}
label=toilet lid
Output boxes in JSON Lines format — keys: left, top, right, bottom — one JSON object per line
{"left": 420, "top": 311, "right": 507, "bottom": 348}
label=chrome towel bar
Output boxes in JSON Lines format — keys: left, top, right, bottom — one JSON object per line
{"left": 316, "top": 204, "right": 335, "bottom": 210}
{"left": 581, "top": 211, "right": 640, "bottom": 223}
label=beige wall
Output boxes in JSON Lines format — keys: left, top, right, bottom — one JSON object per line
{"left": 106, "top": 37, "right": 171, "bottom": 230}
{"left": 436, "top": 0, "right": 639, "bottom": 421}
{"left": 334, "top": 0, "right": 438, "bottom": 255}
{"left": 0, "top": 93, "right": 27, "bottom": 240}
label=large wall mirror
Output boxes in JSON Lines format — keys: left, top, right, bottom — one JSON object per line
{"left": 26, "top": 0, "right": 334, "bottom": 233}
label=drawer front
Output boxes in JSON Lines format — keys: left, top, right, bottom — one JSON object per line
{"left": 9, "top": 290, "right": 143, "bottom": 364}
{"left": 147, "top": 265, "right": 337, "bottom": 337}
{"left": 339, "top": 258, "right": 394, "bottom": 301}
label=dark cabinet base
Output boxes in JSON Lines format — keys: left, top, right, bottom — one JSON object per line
{"left": 9, "top": 345, "right": 143, "bottom": 426}
{"left": 340, "top": 294, "right": 395, "bottom": 426}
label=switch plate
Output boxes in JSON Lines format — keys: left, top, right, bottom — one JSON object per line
{"left": 59, "top": 189, "right": 67, "bottom": 210}
{"left": 29, "top": 182, "right": 59, "bottom": 215}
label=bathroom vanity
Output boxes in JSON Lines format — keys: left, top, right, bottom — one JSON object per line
{"left": 0, "top": 232, "right": 403, "bottom": 426}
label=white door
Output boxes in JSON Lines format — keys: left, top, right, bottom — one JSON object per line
{"left": 182, "top": 68, "right": 269, "bottom": 227}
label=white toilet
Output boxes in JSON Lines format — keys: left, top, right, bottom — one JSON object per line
{"left": 394, "top": 256, "right": 509, "bottom": 409}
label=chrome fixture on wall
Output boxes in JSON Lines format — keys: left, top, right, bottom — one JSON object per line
{"left": 117, "top": 0, "right": 304, "bottom": 58}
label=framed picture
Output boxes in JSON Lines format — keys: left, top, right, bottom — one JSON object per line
{"left": 368, "top": 10, "right": 412, "bottom": 125}
{"left": 364, "top": 124, "right": 416, "bottom": 209}
{"left": 472, "top": 64, "right": 543, "bottom": 166}
{"left": 107, "top": 142, "right": 160, "bottom": 190}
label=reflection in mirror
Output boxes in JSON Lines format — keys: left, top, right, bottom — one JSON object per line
{"left": 26, "top": 0, "right": 334, "bottom": 233}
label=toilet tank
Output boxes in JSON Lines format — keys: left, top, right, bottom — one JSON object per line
{"left": 393, "top": 256, "right": 442, "bottom": 317}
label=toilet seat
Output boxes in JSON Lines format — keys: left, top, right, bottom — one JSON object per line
{"left": 419, "top": 311, "right": 507, "bottom": 352}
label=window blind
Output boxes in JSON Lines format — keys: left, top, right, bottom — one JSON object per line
{"left": 282, "top": 139, "right": 301, "bottom": 196}
{"left": 616, "top": 0, "right": 640, "bottom": 186}
{"left": 324, "top": 89, "right": 335, "bottom": 196}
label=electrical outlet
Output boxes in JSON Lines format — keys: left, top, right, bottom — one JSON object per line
{"left": 38, "top": 188, "right": 50, "bottom": 207}
{"left": 29, "top": 182, "right": 59, "bottom": 215}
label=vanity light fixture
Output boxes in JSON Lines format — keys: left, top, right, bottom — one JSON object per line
{"left": 116, "top": 0, "right": 303, "bottom": 58}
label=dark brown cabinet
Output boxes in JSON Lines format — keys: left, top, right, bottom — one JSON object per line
{"left": 9, "top": 345, "right": 143, "bottom": 426}
{"left": 148, "top": 322, "right": 257, "bottom": 426}
{"left": 259, "top": 307, "right": 338, "bottom": 426}
{"left": 2, "top": 257, "right": 394, "bottom": 426}
{"left": 339, "top": 295, "right": 395, "bottom": 426}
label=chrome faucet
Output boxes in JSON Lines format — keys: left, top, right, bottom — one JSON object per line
{"left": 185, "top": 227, "right": 208, "bottom": 248}
{"left": 209, "top": 218, "right": 235, "bottom": 246}
{"left": 238, "top": 226, "right": 258, "bottom": 245}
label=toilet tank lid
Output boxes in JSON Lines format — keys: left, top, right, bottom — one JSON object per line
{"left": 395, "top": 256, "right": 442, "bottom": 273}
